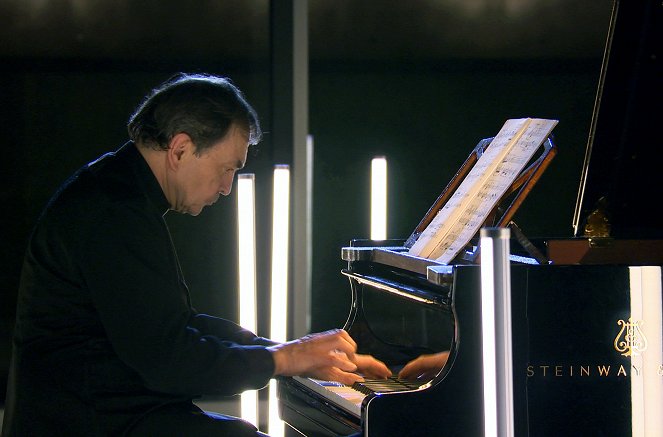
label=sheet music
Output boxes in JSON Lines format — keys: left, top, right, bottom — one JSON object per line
{"left": 408, "top": 118, "right": 558, "bottom": 263}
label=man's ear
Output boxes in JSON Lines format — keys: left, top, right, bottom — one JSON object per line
{"left": 167, "top": 133, "right": 193, "bottom": 169}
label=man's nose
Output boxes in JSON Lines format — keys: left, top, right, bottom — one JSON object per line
{"left": 219, "top": 173, "right": 235, "bottom": 196}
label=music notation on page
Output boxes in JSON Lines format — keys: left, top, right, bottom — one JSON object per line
{"left": 408, "top": 118, "right": 558, "bottom": 264}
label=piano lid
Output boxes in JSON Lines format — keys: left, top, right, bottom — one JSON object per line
{"left": 573, "top": 0, "right": 663, "bottom": 239}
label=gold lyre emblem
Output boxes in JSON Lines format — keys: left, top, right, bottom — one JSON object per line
{"left": 614, "top": 318, "right": 648, "bottom": 357}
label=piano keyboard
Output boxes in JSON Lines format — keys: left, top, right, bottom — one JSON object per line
{"left": 292, "top": 376, "right": 422, "bottom": 418}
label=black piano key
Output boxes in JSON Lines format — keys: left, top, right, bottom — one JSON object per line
{"left": 351, "top": 376, "right": 421, "bottom": 395}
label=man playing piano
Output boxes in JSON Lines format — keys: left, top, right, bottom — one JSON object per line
{"left": 2, "top": 73, "right": 390, "bottom": 437}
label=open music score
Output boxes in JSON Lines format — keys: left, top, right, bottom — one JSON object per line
{"left": 408, "top": 118, "right": 558, "bottom": 264}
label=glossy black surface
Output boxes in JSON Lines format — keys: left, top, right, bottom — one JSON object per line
{"left": 574, "top": 0, "right": 662, "bottom": 238}
{"left": 278, "top": 261, "right": 660, "bottom": 436}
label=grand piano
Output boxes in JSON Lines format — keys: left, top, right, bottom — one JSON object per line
{"left": 277, "top": 1, "right": 663, "bottom": 435}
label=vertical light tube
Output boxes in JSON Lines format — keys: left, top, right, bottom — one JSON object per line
{"left": 629, "top": 266, "right": 663, "bottom": 436}
{"left": 480, "top": 227, "right": 513, "bottom": 437}
{"left": 270, "top": 165, "right": 291, "bottom": 342}
{"left": 269, "top": 165, "right": 290, "bottom": 437}
{"left": 292, "top": 134, "right": 314, "bottom": 338}
{"left": 371, "top": 156, "right": 387, "bottom": 240}
{"left": 237, "top": 174, "right": 258, "bottom": 426}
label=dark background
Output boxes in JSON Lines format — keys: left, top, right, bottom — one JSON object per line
{"left": 1, "top": 0, "right": 614, "bottom": 402}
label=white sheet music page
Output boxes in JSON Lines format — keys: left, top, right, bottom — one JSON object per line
{"left": 408, "top": 118, "right": 558, "bottom": 264}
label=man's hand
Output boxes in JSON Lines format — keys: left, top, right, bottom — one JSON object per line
{"left": 267, "top": 329, "right": 390, "bottom": 386}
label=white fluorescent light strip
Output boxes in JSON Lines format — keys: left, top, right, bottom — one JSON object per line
{"left": 371, "top": 157, "right": 387, "bottom": 240}
{"left": 480, "top": 228, "right": 514, "bottom": 437}
{"left": 269, "top": 165, "right": 290, "bottom": 437}
{"left": 629, "top": 266, "right": 663, "bottom": 437}
{"left": 237, "top": 174, "right": 258, "bottom": 427}
{"left": 480, "top": 236, "right": 498, "bottom": 437}
{"left": 270, "top": 165, "right": 290, "bottom": 342}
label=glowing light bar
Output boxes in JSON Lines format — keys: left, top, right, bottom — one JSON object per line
{"left": 236, "top": 174, "right": 258, "bottom": 426}
{"left": 480, "top": 227, "right": 514, "bottom": 437}
{"left": 270, "top": 165, "right": 290, "bottom": 341}
{"left": 371, "top": 156, "right": 387, "bottom": 240}
{"left": 628, "top": 266, "right": 663, "bottom": 436}
{"left": 269, "top": 165, "right": 290, "bottom": 437}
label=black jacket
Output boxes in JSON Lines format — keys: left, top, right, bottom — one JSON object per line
{"left": 2, "top": 142, "right": 275, "bottom": 436}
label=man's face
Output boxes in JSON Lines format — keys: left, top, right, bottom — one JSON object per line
{"left": 171, "top": 124, "right": 248, "bottom": 216}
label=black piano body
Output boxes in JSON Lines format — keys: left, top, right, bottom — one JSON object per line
{"left": 277, "top": 239, "right": 663, "bottom": 436}
{"left": 278, "top": 0, "right": 663, "bottom": 434}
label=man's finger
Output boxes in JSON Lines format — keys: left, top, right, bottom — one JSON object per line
{"left": 329, "top": 350, "right": 358, "bottom": 372}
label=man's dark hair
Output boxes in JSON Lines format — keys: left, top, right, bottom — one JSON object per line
{"left": 127, "top": 73, "right": 262, "bottom": 154}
